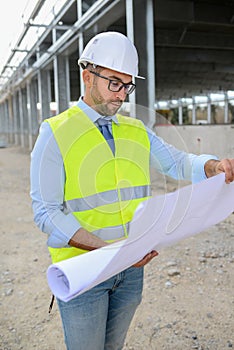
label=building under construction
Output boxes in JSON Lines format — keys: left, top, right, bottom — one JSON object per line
{"left": 0, "top": 0, "right": 234, "bottom": 150}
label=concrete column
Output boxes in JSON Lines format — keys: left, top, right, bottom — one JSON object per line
{"left": 0, "top": 101, "right": 7, "bottom": 146}
{"left": 0, "top": 104, "right": 2, "bottom": 138}
{"left": 8, "top": 96, "right": 14, "bottom": 144}
{"left": 192, "top": 97, "right": 196, "bottom": 125}
{"left": 0, "top": 104, "right": 3, "bottom": 132}
{"left": 19, "top": 89, "right": 24, "bottom": 147}
{"left": 5, "top": 102, "right": 8, "bottom": 128}
{"left": 178, "top": 100, "right": 183, "bottom": 125}
{"left": 4, "top": 101, "right": 9, "bottom": 143}
{"left": 19, "top": 87, "right": 28, "bottom": 148}
{"left": 54, "top": 55, "right": 70, "bottom": 114}
{"left": 207, "top": 94, "right": 211, "bottom": 124}
{"left": 126, "top": 0, "right": 136, "bottom": 118}
{"left": 12, "top": 91, "right": 20, "bottom": 145}
{"left": 27, "top": 79, "right": 39, "bottom": 150}
{"left": 38, "top": 69, "right": 51, "bottom": 123}
{"left": 224, "top": 92, "right": 229, "bottom": 123}
{"left": 23, "top": 87, "right": 29, "bottom": 148}
{"left": 1, "top": 101, "right": 7, "bottom": 133}
{"left": 27, "top": 81, "right": 32, "bottom": 150}
{"left": 133, "top": 0, "right": 155, "bottom": 127}
{"left": 31, "top": 79, "right": 39, "bottom": 140}
{"left": 77, "top": 0, "right": 84, "bottom": 96}
{"left": 146, "top": 0, "right": 156, "bottom": 125}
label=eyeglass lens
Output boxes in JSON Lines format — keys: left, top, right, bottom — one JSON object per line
{"left": 109, "top": 81, "right": 135, "bottom": 94}
{"left": 90, "top": 71, "right": 135, "bottom": 95}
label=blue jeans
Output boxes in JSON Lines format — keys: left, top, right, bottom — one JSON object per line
{"left": 57, "top": 266, "right": 144, "bottom": 350}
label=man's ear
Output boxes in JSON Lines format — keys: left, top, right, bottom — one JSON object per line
{"left": 82, "top": 70, "right": 92, "bottom": 87}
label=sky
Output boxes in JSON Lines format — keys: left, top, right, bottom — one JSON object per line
{"left": 0, "top": 0, "right": 37, "bottom": 73}
{"left": 0, "top": 0, "right": 66, "bottom": 77}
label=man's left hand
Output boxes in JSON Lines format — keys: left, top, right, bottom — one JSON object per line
{"left": 205, "top": 158, "right": 234, "bottom": 184}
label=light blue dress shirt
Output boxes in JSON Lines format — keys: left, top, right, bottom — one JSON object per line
{"left": 30, "top": 97, "right": 217, "bottom": 248}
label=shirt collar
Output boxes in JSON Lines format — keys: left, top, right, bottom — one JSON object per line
{"left": 77, "top": 97, "right": 119, "bottom": 125}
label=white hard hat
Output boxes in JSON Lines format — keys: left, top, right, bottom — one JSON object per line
{"left": 78, "top": 31, "right": 144, "bottom": 79}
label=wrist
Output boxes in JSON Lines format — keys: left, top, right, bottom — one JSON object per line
{"left": 204, "top": 159, "right": 220, "bottom": 178}
{"left": 68, "top": 228, "right": 108, "bottom": 251}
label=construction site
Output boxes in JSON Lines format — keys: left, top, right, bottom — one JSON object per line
{"left": 0, "top": 0, "right": 234, "bottom": 152}
{"left": 0, "top": 0, "right": 234, "bottom": 349}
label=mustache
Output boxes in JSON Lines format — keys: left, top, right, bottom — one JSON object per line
{"left": 109, "top": 99, "right": 123, "bottom": 104}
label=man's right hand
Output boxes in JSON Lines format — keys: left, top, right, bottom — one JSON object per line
{"left": 133, "top": 250, "right": 158, "bottom": 268}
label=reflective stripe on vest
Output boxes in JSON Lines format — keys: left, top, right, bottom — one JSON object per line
{"left": 64, "top": 185, "right": 151, "bottom": 212}
{"left": 88, "top": 221, "right": 130, "bottom": 240}
{"left": 46, "top": 106, "right": 151, "bottom": 263}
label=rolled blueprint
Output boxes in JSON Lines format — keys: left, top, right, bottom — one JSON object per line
{"left": 47, "top": 173, "right": 234, "bottom": 302}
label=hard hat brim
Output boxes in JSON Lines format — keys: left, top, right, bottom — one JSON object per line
{"left": 78, "top": 59, "right": 145, "bottom": 79}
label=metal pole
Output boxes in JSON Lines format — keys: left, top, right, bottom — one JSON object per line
{"left": 78, "top": 0, "right": 85, "bottom": 96}
{"left": 146, "top": 0, "right": 156, "bottom": 127}
{"left": 37, "top": 46, "right": 43, "bottom": 124}
{"left": 66, "top": 56, "right": 71, "bottom": 106}
{"left": 27, "top": 80, "right": 33, "bottom": 150}
{"left": 18, "top": 88, "right": 25, "bottom": 147}
{"left": 192, "top": 97, "right": 196, "bottom": 125}
{"left": 224, "top": 92, "right": 229, "bottom": 123}
{"left": 178, "top": 99, "right": 183, "bottom": 125}
{"left": 126, "top": 0, "right": 136, "bottom": 117}
{"left": 53, "top": 56, "right": 59, "bottom": 114}
{"left": 207, "top": 94, "right": 211, "bottom": 124}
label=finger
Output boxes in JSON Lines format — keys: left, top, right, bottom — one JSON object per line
{"left": 151, "top": 250, "right": 159, "bottom": 258}
{"left": 133, "top": 256, "right": 148, "bottom": 268}
{"left": 226, "top": 159, "right": 234, "bottom": 183}
{"left": 220, "top": 159, "right": 234, "bottom": 183}
{"left": 140, "top": 252, "right": 156, "bottom": 264}
{"left": 134, "top": 250, "right": 159, "bottom": 267}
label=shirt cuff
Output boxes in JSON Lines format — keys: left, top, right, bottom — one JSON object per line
{"left": 192, "top": 154, "right": 219, "bottom": 183}
{"left": 47, "top": 213, "right": 81, "bottom": 248}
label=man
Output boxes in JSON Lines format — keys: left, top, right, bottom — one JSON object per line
{"left": 30, "top": 32, "right": 234, "bottom": 350}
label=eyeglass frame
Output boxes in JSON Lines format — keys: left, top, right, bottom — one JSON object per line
{"left": 89, "top": 70, "right": 136, "bottom": 95}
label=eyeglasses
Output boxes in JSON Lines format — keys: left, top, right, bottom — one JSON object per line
{"left": 90, "top": 71, "right": 136, "bottom": 95}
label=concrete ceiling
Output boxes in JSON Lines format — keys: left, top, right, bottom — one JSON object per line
{"left": 80, "top": 0, "right": 234, "bottom": 99}
{"left": 154, "top": 0, "right": 234, "bottom": 99}
{"left": 1, "top": 0, "right": 233, "bottom": 102}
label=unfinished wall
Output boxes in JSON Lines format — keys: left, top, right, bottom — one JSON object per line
{"left": 154, "top": 125, "right": 234, "bottom": 159}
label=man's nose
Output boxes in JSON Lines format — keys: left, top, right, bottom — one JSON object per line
{"left": 114, "top": 86, "right": 127, "bottom": 100}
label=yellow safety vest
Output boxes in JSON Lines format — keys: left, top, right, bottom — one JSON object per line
{"left": 46, "top": 106, "right": 151, "bottom": 263}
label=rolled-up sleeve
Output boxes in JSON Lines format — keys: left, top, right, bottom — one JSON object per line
{"left": 30, "top": 122, "right": 81, "bottom": 248}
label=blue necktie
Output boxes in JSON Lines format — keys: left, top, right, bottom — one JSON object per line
{"left": 97, "top": 118, "right": 115, "bottom": 154}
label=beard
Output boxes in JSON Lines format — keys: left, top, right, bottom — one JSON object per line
{"left": 90, "top": 87, "right": 124, "bottom": 116}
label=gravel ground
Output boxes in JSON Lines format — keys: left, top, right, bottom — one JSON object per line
{"left": 0, "top": 146, "right": 233, "bottom": 350}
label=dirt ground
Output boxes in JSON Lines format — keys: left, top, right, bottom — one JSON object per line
{"left": 0, "top": 145, "right": 233, "bottom": 350}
